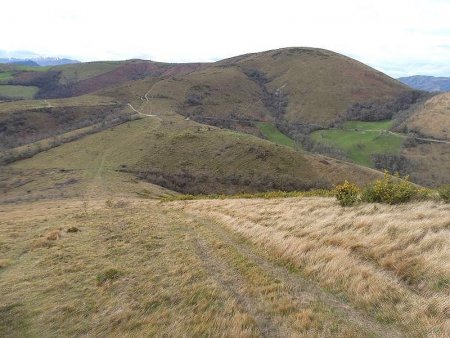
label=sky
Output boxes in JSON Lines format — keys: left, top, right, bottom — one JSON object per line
{"left": 1, "top": 0, "right": 450, "bottom": 78}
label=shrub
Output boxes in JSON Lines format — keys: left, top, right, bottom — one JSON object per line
{"left": 438, "top": 185, "right": 450, "bottom": 202}
{"left": 335, "top": 181, "right": 360, "bottom": 206}
{"left": 361, "top": 172, "right": 418, "bottom": 204}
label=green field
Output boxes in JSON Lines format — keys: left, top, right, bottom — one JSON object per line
{"left": 0, "top": 85, "right": 39, "bottom": 99}
{"left": 257, "top": 122, "right": 296, "bottom": 148}
{"left": 311, "top": 120, "right": 405, "bottom": 167}
{"left": 0, "top": 71, "right": 14, "bottom": 83}
{"left": 343, "top": 120, "right": 394, "bottom": 131}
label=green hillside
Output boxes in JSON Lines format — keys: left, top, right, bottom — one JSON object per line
{"left": 0, "top": 85, "right": 39, "bottom": 100}
{"left": 257, "top": 122, "right": 296, "bottom": 148}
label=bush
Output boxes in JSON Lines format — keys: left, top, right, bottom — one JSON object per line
{"left": 361, "top": 172, "right": 418, "bottom": 204}
{"left": 438, "top": 185, "right": 450, "bottom": 202}
{"left": 335, "top": 181, "right": 360, "bottom": 206}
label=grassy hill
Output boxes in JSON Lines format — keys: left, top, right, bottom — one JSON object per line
{"left": 2, "top": 47, "right": 443, "bottom": 190}
{"left": 1, "top": 47, "right": 413, "bottom": 124}
{"left": 400, "top": 92, "right": 450, "bottom": 140}
{"left": 3, "top": 102, "right": 381, "bottom": 204}
{"left": 389, "top": 92, "right": 450, "bottom": 186}
{"left": 216, "top": 48, "right": 411, "bottom": 124}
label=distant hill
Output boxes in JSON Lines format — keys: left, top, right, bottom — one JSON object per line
{"left": 0, "top": 56, "right": 79, "bottom": 67}
{"left": 398, "top": 75, "right": 450, "bottom": 92}
{"left": 0, "top": 59, "right": 39, "bottom": 67}
{"left": 33, "top": 57, "right": 80, "bottom": 66}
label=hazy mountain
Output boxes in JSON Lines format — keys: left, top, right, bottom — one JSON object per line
{"left": 0, "top": 59, "right": 39, "bottom": 67}
{"left": 0, "top": 50, "right": 79, "bottom": 66}
{"left": 32, "top": 57, "right": 80, "bottom": 66}
{"left": 398, "top": 75, "right": 450, "bottom": 92}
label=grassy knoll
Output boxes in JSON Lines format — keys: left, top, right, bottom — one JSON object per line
{"left": 8, "top": 113, "right": 321, "bottom": 195}
{"left": 311, "top": 120, "right": 405, "bottom": 167}
{"left": 257, "top": 122, "right": 296, "bottom": 148}
{"left": 0, "top": 85, "right": 39, "bottom": 100}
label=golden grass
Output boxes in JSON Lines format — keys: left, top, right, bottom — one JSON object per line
{"left": 404, "top": 92, "right": 450, "bottom": 140}
{"left": 179, "top": 197, "right": 450, "bottom": 336}
{"left": 3, "top": 196, "right": 435, "bottom": 337}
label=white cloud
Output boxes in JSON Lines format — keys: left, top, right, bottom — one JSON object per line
{"left": 1, "top": 0, "right": 450, "bottom": 77}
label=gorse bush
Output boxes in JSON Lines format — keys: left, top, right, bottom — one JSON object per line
{"left": 335, "top": 181, "right": 360, "bottom": 206}
{"left": 438, "top": 185, "right": 450, "bottom": 203}
{"left": 361, "top": 172, "right": 418, "bottom": 204}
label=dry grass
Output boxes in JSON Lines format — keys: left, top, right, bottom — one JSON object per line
{"left": 180, "top": 197, "right": 450, "bottom": 336}
{"left": 0, "top": 199, "right": 261, "bottom": 337}
{"left": 1, "top": 195, "right": 449, "bottom": 337}
{"left": 404, "top": 92, "right": 450, "bottom": 140}
{"left": 0, "top": 197, "right": 399, "bottom": 337}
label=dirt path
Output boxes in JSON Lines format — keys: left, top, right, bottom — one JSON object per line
{"left": 193, "top": 236, "right": 283, "bottom": 337}
{"left": 182, "top": 211, "right": 405, "bottom": 338}
{"left": 127, "top": 103, "right": 157, "bottom": 117}
{"left": 144, "top": 83, "right": 157, "bottom": 101}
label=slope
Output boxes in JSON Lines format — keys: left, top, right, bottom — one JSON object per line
{"left": 396, "top": 92, "right": 450, "bottom": 186}
{"left": 94, "top": 48, "right": 414, "bottom": 140}
{"left": 1, "top": 195, "right": 448, "bottom": 337}
{"left": 2, "top": 100, "right": 382, "bottom": 203}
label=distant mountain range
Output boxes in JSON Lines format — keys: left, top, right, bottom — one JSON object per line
{"left": 0, "top": 50, "right": 79, "bottom": 67}
{"left": 398, "top": 75, "right": 450, "bottom": 92}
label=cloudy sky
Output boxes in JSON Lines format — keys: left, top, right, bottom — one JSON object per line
{"left": 2, "top": 0, "right": 450, "bottom": 77}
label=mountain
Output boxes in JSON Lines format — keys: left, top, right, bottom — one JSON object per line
{"left": 32, "top": 57, "right": 80, "bottom": 66}
{"left": 0, "top": 56, "right": 79, "bottom": 67}
{"left": 0, "top": 58, "right": 39, "bottom": 67}
{"left": 398, "top": 75, "right": 450, "bottom": 92}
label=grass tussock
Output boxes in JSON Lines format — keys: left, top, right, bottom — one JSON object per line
{"left": 96, "top": 269, "right": 123, "bottom": 286}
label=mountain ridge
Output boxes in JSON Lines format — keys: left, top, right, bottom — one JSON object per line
{"left": 398, "top": 75, "right": 450, "bottom": 92}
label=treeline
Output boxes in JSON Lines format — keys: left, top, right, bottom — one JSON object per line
{"left": 0, "top": 113, "right": 140, "bottom": 165}
{"left": 0, "top": 104, "right": 129, "bottom": 150}
{"left": 128, "top": 167, "right": 328, "bottom": 195}
{"left": 336, "top": 90, "right": 430, "bottom": 123}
